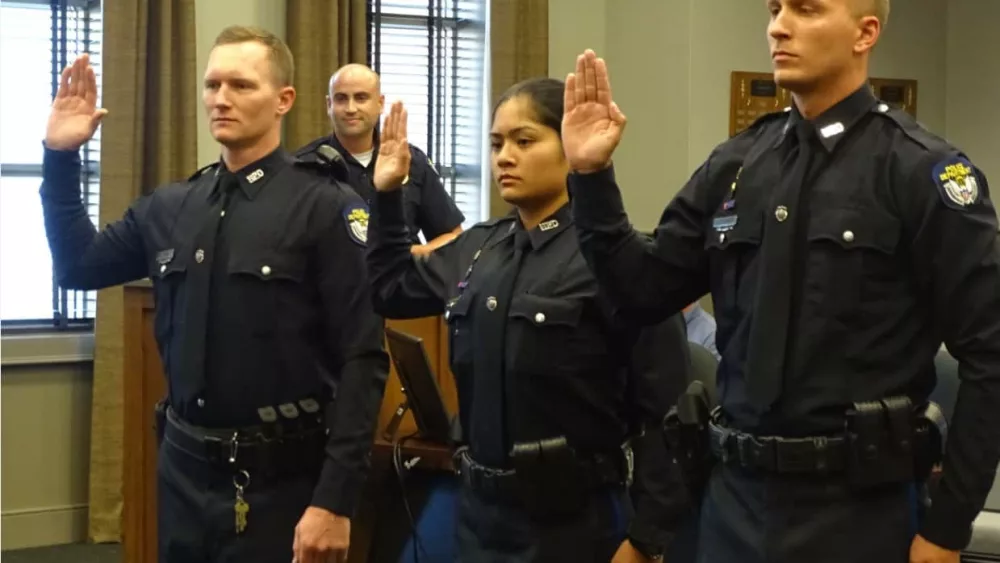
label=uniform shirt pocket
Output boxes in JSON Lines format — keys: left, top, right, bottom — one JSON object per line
{"left": 805, "top": 207, "right": 902, "bottom": 318}
{"left": 704, "top": 209, "right": 765, "bottom": 323}
{"left": 445, "top": 292, "right": 476, "bottom": 383}
{"left": 506, "top": 294, "right": 599, "bottom": 376}
{"left": 151, "top": 251, "right": 187, "bottom": 354}
{"left": 227, "top": 252, "right": 307, "bottom": 335}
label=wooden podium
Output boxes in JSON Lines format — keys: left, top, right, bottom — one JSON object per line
{"left": 120, "top": 281, "right": 457, "bottom": 563}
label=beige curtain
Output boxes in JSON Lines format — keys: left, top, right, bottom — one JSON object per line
{"left": 285, "top": 0, "right": 369, "bottom": 151}
{"left": 88, "top": 0, "right": 197, "bottom": 542}
{"left": 489, "top": 0, "right": 549, "bottom": 218}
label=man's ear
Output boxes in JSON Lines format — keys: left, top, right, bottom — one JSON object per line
{"left": 277, "top": 86, "right": 296, "bottom": 116}
{"left": 854, "top": 15, "right": 881, "bottom": 55}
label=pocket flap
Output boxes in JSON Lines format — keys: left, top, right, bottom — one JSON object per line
{"left": 154, "top": 249, "right": 187, "bottom": 279}
{"left": 808, "top": 209, "right": 900, "bottom": 253}
{"left": 704, "top": 210, "right": 764, "bottom": 250}
{"left": 445, "top": 292, "right": 474, "bottom": 321}
{"left": 509, "top": 294, "right": 583, "bottom": 327}
{"left": 227, "top": 253, "right": 306, "bottom": 282}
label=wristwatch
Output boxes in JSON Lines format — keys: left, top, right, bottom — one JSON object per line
{"left": 628, "top": 535, "right": 664, "bottom": 561}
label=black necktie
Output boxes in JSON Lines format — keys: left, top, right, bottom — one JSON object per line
{"left": 177, "top": 172, "right": 236, "bottom": 406}
{"left": 471, "top": 229, "right": 530, "bottom": 466}
{"left": 745, "top": 121, "right": 815, "bottom": 415}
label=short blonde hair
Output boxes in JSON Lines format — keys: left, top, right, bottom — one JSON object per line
{"left": 875, "top": 0, "right": 890, "bottom": 25}
{"left": 858, "top": 0, "right": 890, "bottom": 25}
{"left": 213, "top": 25, "right": 294, "bottom": 87}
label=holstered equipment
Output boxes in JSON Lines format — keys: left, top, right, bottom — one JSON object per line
{"left": 662, "top": 380, "right": 716, "bottom": 498}
{"left": 455, "top": 436, "right": 627, "bottom": 522}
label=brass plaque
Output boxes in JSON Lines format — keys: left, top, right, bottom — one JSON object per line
{"left": 869, "top": 77, "right": 918, "bottom": 117}
{"left": 730, "top": 72, "right": 919, "bottom": 136}
{"left": 729, "top": 71, "right": 793, "bottom": 137}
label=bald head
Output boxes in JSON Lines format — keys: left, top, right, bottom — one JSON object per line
{"left": 326, "top": 63, "right": 385, "bottom": 143}
{"left": 329, "top": 64, "right": 381, "bottom": 96}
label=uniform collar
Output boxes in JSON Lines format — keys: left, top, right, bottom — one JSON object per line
{"left": 491, "top": 203, "right": 573, "bottom": 252}
{"left": 327, "top": 130, "right": 379, "bottom": 170}
{"left": 213, "top": 148, "right": 290, "bottom": 201}
{"left": 776, "top": 84, "right": 877, "bottom": 153}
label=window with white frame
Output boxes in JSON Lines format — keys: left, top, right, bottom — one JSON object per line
{"left": 0, "top": 0, "right": 102, "bottom": 329}
{"left": 368, "top": 0, "right": 488, "bottom": 228}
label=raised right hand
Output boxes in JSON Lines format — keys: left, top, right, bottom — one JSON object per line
{"left": 373, "top": 101, "right": 411, "bottom": 192}
{"left": 45, "top": 53, "right": 108, "bottom": 151}
{"left": 561, "top": 49, "right": 626, "bottom": 174}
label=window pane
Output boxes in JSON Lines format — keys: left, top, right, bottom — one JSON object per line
{"left": 371, "top": 0, "right": 488, "bottom": 228}
{"left": 0, "top": 175, "right": 56, "bottom": 321}
{"left": 0, "top": 0, "right": 102, "bottom": 325}
{"left": 0, "top": 4, "right": 53, "bottom": 165}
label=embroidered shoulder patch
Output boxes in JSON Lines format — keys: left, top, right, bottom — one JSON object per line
{"left": 344, "top": 205, "right": 370, "bottom": 246}
{"left": 932, "top": 156, "right": 981, "bottom": 210}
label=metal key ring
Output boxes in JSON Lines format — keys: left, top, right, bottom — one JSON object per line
{"left": 233, "top": 469, "right": 250, "bottom": 489}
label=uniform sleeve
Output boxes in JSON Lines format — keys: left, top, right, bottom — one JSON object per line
{"left": 40, "top": 147, "right": 148, "bottom": 289}
{"left": 568, "top": 160, "right": 717, "bottom": 325}
{"left": 310, "top": 191, "right": 391, "bottom": 517}
{"left": 411, "top": 149, "right": 465, "bottom": 239}
{"left": 367, "top": 188, "right": 465, "bottom": 319}
{"left": 902, "top": 153, "right": 1000, "bottom": 550}
{"left": 626, "top": 314, "right": 696, "bottom": 552}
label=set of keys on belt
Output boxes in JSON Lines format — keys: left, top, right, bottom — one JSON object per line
{"left": 232, "top": 398, "right": 324, "bottom": 535}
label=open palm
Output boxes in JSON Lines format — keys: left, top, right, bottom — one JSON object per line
{"left": 373, "top": 101, "right": 411, "bottom": 192}
{"left": 562, "top": 49, "right": 626, "bottom": 173}
{"left": 46, "top": 53, "right": 107, "bottom": 151}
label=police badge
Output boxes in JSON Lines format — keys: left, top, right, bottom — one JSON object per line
{"left": 932, "top": 156, "right": 980, "bottom": 211}
{"left": 343, "top": 205, "right": 370, "bottom": 246}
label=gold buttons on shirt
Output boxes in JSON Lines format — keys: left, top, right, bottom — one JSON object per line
{"left": 260, "top": 265, "right": 272, "bottom": 276}
{"left": 195, "top": 249, "right": 205, "bottom": 263}
{"left": 160, "top": 264, "right": 167, "bottom": 273}
{"left": 842, "top": 230, "right": 855, "bottom": 243}
{"left": 718, "top": 233, "right": 726, "bottom": 244}
{"left": 534, "top": 312, "right": 546, "bottom": 324}
{"left": 775, "top": 206, "right": 789, "bottom": 222}
{"left": 486, "top": 296, "right": 497, "bottom": 311}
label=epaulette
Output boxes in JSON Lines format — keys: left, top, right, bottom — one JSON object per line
{"left": 293, "top": 143, "right": 350, "bottom": 182}
{"left": 469, "top": 214, "right": 515, "bottom": 231}
{"left": 870, "top": 104, "right": 949, "bottom": 153}
{"left": 187, "top": 162, "right": 219, "bottom": 182}
{"left": 743, "top": 108, "right": 791, "bottom": 133}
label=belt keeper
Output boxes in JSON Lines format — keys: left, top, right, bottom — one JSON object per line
{"left": 228, "top": 432, "right": 239, "bottom": 464}
{"left": 718, "top": 428, "right": 732, "bottom": 463}
{"left": 813, "top": 436, "right": 828, "bottom": 472}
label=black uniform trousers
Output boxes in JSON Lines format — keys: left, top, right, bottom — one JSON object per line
{"left": 455, "top": 481, "right": 630, "bottom": 562}
{"left": 696, "top": 464, "right": 918, "bottom": 563}
{"left": 157, "top": 432, "right": 317, "bottom": 563}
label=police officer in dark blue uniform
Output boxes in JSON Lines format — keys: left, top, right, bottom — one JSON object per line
{"left": 560, "top": 1, "right": 1000, "bottom": 562}
{"left": 40, "top": 27, "right": 389, "bottom": 563}
{"left": 296, "top": 64, "right": 465, "bottom": 256}
{"left": 366, "top": 80, "right": 693, "bottom": 562}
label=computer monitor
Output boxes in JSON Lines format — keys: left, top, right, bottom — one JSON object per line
{"left": 384, "top": 326, "right": 453, "bottom": 444}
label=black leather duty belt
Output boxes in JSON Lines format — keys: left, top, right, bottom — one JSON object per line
{"left": 164, "top": 408, "right": 325, "bottom": 475}
{"left": 455, "top": 447, "right": 625, "bottom": 501}
{"left": 708, "top": 420, "right": 849, "bottom": 474}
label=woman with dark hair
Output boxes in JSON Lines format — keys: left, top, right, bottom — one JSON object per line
{"left": 366, "top": 77, "right": 692, "bottom": 562}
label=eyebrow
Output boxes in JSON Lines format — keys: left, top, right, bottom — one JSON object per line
{"left": 489, "top": 126, "right": 537, "bottom": 137}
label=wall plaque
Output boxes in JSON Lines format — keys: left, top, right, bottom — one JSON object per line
{"left": 730, "top": 71, "right": 919, "bottom": 136}
{"left": 729, "top": 71, "right": 793, "bottom": 137}
{"left": 868, "top": 77, "right": 918, "bottom": 117}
